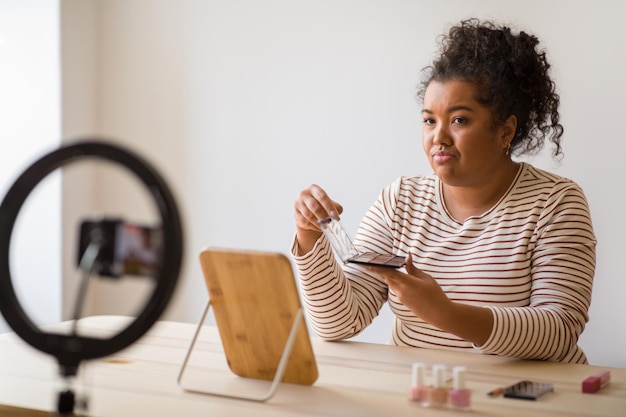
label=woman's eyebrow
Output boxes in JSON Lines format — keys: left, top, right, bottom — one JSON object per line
{"left": 421, "top": 105, "right": 474, "bottom": 114}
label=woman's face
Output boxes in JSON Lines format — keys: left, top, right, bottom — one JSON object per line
{"left": 422, "top": 80, "right": 514, "bottom": 187}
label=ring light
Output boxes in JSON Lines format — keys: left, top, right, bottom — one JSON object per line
{"left": 0, "top": 140, "right": 184, "bottom": 414}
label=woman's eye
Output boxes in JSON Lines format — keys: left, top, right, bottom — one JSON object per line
{"left": 452, "top": 117, "right": 466, "bottom": 124}
{"left": 423, "top": 118, "right": 435, "bottom": 125}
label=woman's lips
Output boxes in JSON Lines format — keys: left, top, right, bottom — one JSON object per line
{"left": 433, "top": 151, "right": 454, "bottom": 163}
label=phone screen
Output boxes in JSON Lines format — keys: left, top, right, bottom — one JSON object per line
{"left": 114, "top": 223, "right": 163, "bottom": 277}
{"left": 78, "top": 219, "right": 163, "bottom": 278}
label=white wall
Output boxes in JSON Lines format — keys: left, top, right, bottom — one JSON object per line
{"left": 0, "top": 0, "right": 61, "bottom": 332}
{"left": 59, "top": 0, "right": 626, "bottom": 367}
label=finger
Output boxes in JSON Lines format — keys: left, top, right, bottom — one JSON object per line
{"left": 404, "top": 253, "right": 417, "bottom": 275}
{"left": 309, "top": 184, "right": 343, "bottom": 219}
{"left": 295, "top": 185, "right": 342, "bottom": 224}
{"left": 293, "top": 207, "right": 320, "bottom": 231}
{"left": 332, "top": 203, "right": 344, "bottom": 218}
{"left": 293, "top": 189, "right": 323, "bottom": 229}
{"left": 365, "top": 265, "right": 402, "bottom": 287}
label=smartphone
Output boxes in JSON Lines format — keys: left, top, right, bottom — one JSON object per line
{"left": 503, "top": 380, "right": 554, "bottom": 400}
{"left": 77, "top": 218, "right": 163, "bottom": 278}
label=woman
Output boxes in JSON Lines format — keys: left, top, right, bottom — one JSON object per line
{"left": 291, "top": 19, "right": 596, "bottom": 363}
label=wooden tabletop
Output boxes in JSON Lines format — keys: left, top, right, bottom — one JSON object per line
{"left": 0, "top": 316, "right": 624, "bottom": 416}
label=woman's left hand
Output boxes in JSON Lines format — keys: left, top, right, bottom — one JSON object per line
{"left": 368, "top": 253, "right": 453, "bottom": 325}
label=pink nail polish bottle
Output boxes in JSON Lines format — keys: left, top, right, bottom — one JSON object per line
{"left": 449, "top": 366, "right": 471, "bottom": 410}
{"left": 408, "top": 362, "right": 428, "bottom": 404}
{"left": 426, "top": 364, "right": 448, "bottom": 408}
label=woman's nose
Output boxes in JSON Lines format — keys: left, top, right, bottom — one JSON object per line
{"left": 432, "top": 125, "right": 451, "bottom": 146}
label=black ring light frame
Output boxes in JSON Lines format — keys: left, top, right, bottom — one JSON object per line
{"left": 0, "top": 140, "right": 183, "bottom": 378}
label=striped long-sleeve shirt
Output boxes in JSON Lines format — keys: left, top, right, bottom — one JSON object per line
{"left": 291, "top": 163, "right": 596, "bottom": 364}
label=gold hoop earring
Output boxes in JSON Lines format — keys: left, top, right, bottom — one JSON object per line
{"left": 504, "top": 142, "right": 511, "bottom": 156}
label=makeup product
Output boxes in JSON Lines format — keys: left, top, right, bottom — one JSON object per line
{"left": 425, "top": 364, "right": 448, "bottom": 408}
{"left": 487, "top": 386, "right": 505, "bottom": 397}
{"left": 408, "top": 362, "right": 428, "bottom": 403}
{"left": 317, "top": 217, "right": 405, "bottom": 268}
{"left": 503, "top": 380, "right": 554, "bottom": 400}
{"left": 449, "top": 366, "right": 471, "bottom": 410}
{"left": 582, "top": 371, "right": 611, "bottom": 393}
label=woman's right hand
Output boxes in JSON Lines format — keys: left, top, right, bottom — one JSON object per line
{"left": 293, "top": 184, "right": 343, "bottom": 255}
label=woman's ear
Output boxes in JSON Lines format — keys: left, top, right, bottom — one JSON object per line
{"left": 501, "top": 115, "right": 517, "bottom": 148}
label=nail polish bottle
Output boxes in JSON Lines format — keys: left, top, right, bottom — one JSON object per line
{"left": 408, "top": 362, "right": 428, "bottom": 404}
{"left": 449, "top": 366, "right": 471, "bottom": 410}
{"left": 426, "top": 364, "right": 448, "bottom": 408}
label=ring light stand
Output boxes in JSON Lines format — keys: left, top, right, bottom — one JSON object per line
{"left": 0, "top": 140, "right": 184, "bottom": 415}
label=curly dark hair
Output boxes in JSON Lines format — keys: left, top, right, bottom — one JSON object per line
{"left": 417, "top": 18, "right": 563, "bottom": 159}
